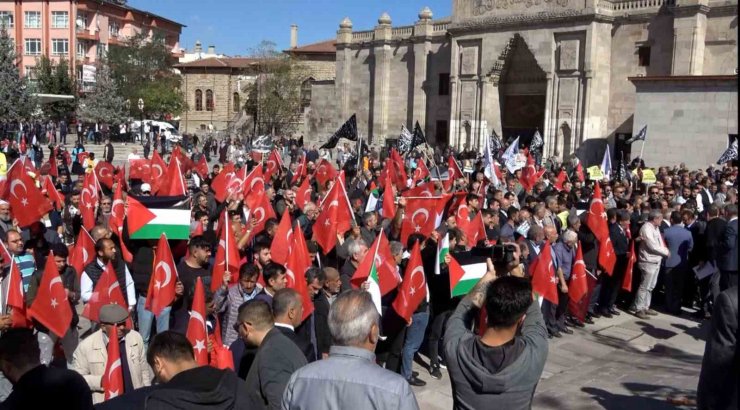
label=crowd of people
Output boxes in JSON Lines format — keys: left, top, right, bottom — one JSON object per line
{"left": 0, "top": 127, "right": 737, "bottom": 410}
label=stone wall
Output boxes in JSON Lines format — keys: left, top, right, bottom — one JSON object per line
{"left": 702, "top": 14, "right": 738, "bottom": 75}
{"left": 632, "top": 77, "right": 737, "bottom": 169}
{"left": 180, "top": 71, "right": 241, "bottom": 134}
{"left": 304, "top": 80, "right": 337, "bottom": 144}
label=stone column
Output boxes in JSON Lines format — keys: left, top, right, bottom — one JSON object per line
{"left": 543, "top": 74, "right": 554, "bottom": 158}
{"left": 671, "top": 1, "right": 709, "bottom": 75}
{"left": 478, "top": 77, "right": 489, "bottom": 151}
{"left": 335, "top": 18, "right": 354, "bottom": 124}
{"left": 372, "top": 13, "right": 392, "bottom": 145}
{"left": 412, "top": 8, "right": 433, "bottom": 133}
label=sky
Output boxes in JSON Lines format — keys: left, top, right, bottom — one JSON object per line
{"left": 128, "top": 0, "right": 451, "bottom": 56}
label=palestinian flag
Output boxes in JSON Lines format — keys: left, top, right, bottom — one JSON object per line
{"left": 435, "top": 233, "right": 449, "bottom": 275}
{"left": 353, "top": 232, "right": 383, "bottom": 314}
{"left": 448, "top": 251, "right": 487, "bottom": 297}
{"left": 126, "top": 195, "right": 191, "bottom": 240}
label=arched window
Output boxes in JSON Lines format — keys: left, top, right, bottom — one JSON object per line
{"left": 301, "top": 78, "right": 313, "bottom": 106}
{"left": 205, "top": 89, "right": 214, "bottom": 111}
{"left": 194, "top": 89, "right": 202, "bottom": 111}
{"left": 233, "top": 92, "right": 240, "bottom": 112}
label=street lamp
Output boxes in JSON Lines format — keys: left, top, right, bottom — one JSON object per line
{"left": 137, "top": 98, "right": 144, "bottom": 144}
{"left": 124, "top": 99, "right": 131, "bottom": 143}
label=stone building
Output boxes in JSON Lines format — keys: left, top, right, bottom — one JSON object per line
{"left": 307, "top": 0, "right": 737, "bottom": 168}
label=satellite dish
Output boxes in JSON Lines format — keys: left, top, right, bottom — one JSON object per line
{"left": 76, "top": 18, "right": 84, "bottom": 29}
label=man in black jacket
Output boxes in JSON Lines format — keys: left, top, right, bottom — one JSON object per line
{"left": 313, "top": 267, "right": 342, "bottom": 358}
{"left": 103, "top": 139, "right": 114, "bottom": 163}
{"left": 273, "top": 288, "right": 316, "bottom": 362}
{"left": 237, "top": 300, "right": 307, "bottom": 410}
{"left": 0, "top": 329, "right": 93, "bottom": 410}
{"left": 598, "top": 209, "right": 630, "bottom": 317}
{"left": 97, "top": 331, "right": 250, "bottom": 410}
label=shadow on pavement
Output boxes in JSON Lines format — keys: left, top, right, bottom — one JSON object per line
{"left": 582, "top": 385, "right": 695, "bottom": 410}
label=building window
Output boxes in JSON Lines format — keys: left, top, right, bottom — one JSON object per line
{"left": 77, "top": 40, "right": 87, "bottom": 58}
{"left": 233, "top": 92, "right": 240, "bottom": 112}
{"left": 638, "top": 46, "right": 651, "bottom": 67}
{"left": 24, "top": 11, "right": 41, "bottom": 28}
{"left": 76, "top": 13, "right": 87, "bottom": 30}
{"left": 109, "top": 21, "right": 120, "bottom": 37}
{"left": 96, "top": 42, "right": 107, "bottom": 58}
{"left": 51, "top": 11, "right": 69, "bottom": 28}
{"left": 194, "top": 89, "right": 203, "bottom": 111}
{"left": 205, "top": 89, "right": 214, "bottom": 111}
{"left": 301, "top": 79, "right": 312, "bottom": 105}
{"left": 0, "top": 12, "right": 13, "bottom": 29}
{"left": 24, "top": 38, "right": 41, "bottom": 55}
{"left": 52, "top": 39, "right": 69, "bottom": 55}
{"left": 438, "top": 73, "right": 450, "bottom": 95}
{"left": 200, "top": 124, "right": 206, "bottom": 131}
{"left": 24, "top": 66, "right": 37, "bottom": 81}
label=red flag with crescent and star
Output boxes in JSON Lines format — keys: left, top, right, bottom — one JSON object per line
{"left": 2, "top": 161, "right": 53, "bottom": 228}
{"left": 82, "top": 262, "right": 128, "bottom": 324}
{"left": 392, "top": 242, "right": 427, "bottom": 323}
{"left": 80, "top": 172, "right": 99, "bottom": 231}
{"left": 194, "top": 154, "right": 209, "bottom": 178}
{"left": 444, "top": 156, "right": 464, "bottom": 192}
{"left": 314, "top": 158, "right": 338, "bottom": 188}
{"left": 295, "top": 176, "right": 312, "bottom": 211}
{"left": 263, "top": 149, "right": 283, "bottom": 181}
{"left": 186, "top": 277, "right": 209, "bottom": 365}
{"left": 292, "top": 155, "right": 307, "bottom": 184}
{"left": 149, "top": 150, "right": 167, "bottom": 194}
{"left": 42, "top": 175, "right": 64, "bottom": 210}
{"left": 382, "top": 173, "right": 397, "bottom": 220}
{"left": 270, "top": 211, "right": 294, "bottom": 266}
{"left": 312, "top": 176, "right": 354, "bottom": 253}
{"left": 285, "top": 228, "right": 315, "bottom": 322}
{"left": 145, "top": 234, "right": 178, "bottom": 317}
{"left": 211, "top": 210, "right": 240, "bottom": 292}
{"left": 529, "top": 241, "right": 559, "bottom": 304}
{"left": 569, "top": 242, "right": 588, "bottom": 303}
{"left": 109, "top": 182, "right": 125, "bottom": 235}
{"left": 400, "top": 196, "right": 444, "bottom": 246}
{"left": 351, "top": 230, "right": 400, "bottom": 296}
{"left": 27, "top": 252, "right": 73, "bottom": 338}
{"left": 7, "top": 260, "right": 31, "bottom": 328}
{"left": 69, "top": 229, "right": 95, "bottom": 278}
{"left": 46, "top": 147, "right": 58, "bottom": 177}
{"left": 95, "top": 161, "right": 115, "bottom": 189}
{"left": 412, "top": 157, "right": 430, "bottom": 184}
{"left": 128, "top": 158, "right": 152, "bottom": 182}
{"left": 243, "top": 165, "right": 266, "bottom": 209}
{"left": 102, "top": 325, "right": 125, "bottom": 400}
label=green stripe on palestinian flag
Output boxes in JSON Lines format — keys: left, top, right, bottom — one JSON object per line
{"left": 435, "top": 233, "right": 449, "bottom": 275}
{"left": 127, "top": 195, "right": 191, "bottom": 240}
{"left": 366, "top": 246, "right": 383, "bottom": 315}
{"left": 448, "top": 255, "right": 487, "bottom": 297}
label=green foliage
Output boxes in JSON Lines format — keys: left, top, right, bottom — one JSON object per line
{"left": 76, "top": 62, "right": 127, "bottom": 125}
{"left": 106, "top": 32, "right": 185, "bottom": 118}
{"left": 35, "top": 55, "right": 77, "bottom": 120}
{"left": 0, "top": 28, "right": 35, "bottom": 121}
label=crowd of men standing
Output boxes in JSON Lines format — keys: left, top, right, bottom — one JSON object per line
{"left": 0, "top": 129, "right": 737, "bottom": 410}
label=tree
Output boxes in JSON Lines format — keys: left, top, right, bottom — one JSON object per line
{"left": 35, "top": 55, "right": 77, "bottom": 120}
{"left": 0, "top": 28, "right": 34, "bottom": 121}
{"left": 107, "top": 32, "right": 185, "bottom": 119}
{"left": 244, "top": 41, "right": 307, "bottom": 136}
{"left": 77, "top": 62, "right": 127, "bottom": 125}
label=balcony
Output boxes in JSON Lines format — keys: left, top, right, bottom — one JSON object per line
{"left": 76, "top": 28, "right": 99, "bottom": 41}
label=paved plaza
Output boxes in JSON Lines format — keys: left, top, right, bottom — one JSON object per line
{"left": 412, "top": 308, "right": 707, "bottom": 410}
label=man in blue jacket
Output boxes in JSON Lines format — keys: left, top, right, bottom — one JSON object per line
{"left": 662, "top": 211, "right": 694, "bottom": 315}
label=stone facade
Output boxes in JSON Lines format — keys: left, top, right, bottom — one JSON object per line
{"left": 307, "top": 0, "right": 737, "bottom": 166}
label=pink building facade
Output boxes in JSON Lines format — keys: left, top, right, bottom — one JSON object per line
{"left": 0, "top": 0, "right": 183, "bottom": 81}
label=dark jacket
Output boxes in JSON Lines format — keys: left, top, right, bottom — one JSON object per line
{"left": 444, "top": 298, "right": 548, "bottom": 410}
{"left": 705, "top": 217, "right": 728, "bottom": 262}
{"left": 608, "top": 223, "right": 629, "bottom": 256}
{"left": 697, "top": 286, "right": 738, "bottom": 410}
{"left": 84, "top": 257, "right": 127, "bottom": 298}
{"left": 313, "top": 292, "right": 332, "bottom": 357}
{"left": 717, "top": 219, "right": 738, "bottom": 272}
{"left": 578, "top": 223, "right": 599, "bottom": 271}
{"left": 244, "top": 327, "right": 308, "bottom": 410}
{"left": 275, "top": 324, "right": 316, "bottom": 363}
{"left": 0, "top": 365, "right": 93, "bottom": 410}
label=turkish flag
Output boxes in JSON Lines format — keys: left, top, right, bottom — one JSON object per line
{"left": 519, "top": 153, "right": 539, "bottom": 192}
{"left": 95, "top": 162, "right": 115, "bottom": 189}
{"left": 211, "top": 162, "right": 236, "bottom": 202}
{"left": 285, "top": 230, "right": 314, "bottom": 322}
{"left": 466, "top": 211, "right": 487, "bottom": 248}
{"left": 145, "top": 234, "right": 178, "bottom": 317}
{"left": 455, "top": 204, "right": 471, "bottom": 243}
{"left": 47, "top": 147, "right": 58, "bottom": 178}
{"left": 389, "top": 149, "right": 408, "bottom": 190}
{"left": 69, "top": 229, "right": 96, "bottom": 277}
{"left": 159, "top": 157, "right": 187, "bottom": 197}
{"left": 622, "top": 241, "right": 637, "bottom": 292}
{"left": 82, "top": 262, "right": 128, "bottom": 323}
{"left": 404, "top": 181, "right": 436, "bottom": 198}
{"left": 313, "top": 179, "right": 353, "bottom": 253}
{"left": 412, "top": 158, "right": 430, "bottom": 184}
{"left": 264, "top": 149, "right": 283, "bottom": 181}
{"left": 186, "top": 277, "right": 209, "bottom": 365}
{"left": 599, "top": 236, "right": 617, "bottom": 276}
{"left": 401, "top": 197, "right": 442, "bottom": 245}
{"left": 149, "top": 151, "right": 168, "bottom": 194}
{"left": 22, "top": 156, "right": 36, "bottom": 174}
{"left": 529, "top": 242, "right": 559, "bottom": 304}
{"left": 0, "top": 240, "right": 11, "bottom": 267}
{"left": 292, "top": 155, "right": 307, "bottom": 184}
{"left": 114, "top": 166, "right": 128, "bottom": 192}
{"left": 243, "top": 165, "right": 266, "bottom": 209}
{"left": 42, "top": 175, "right": 64, "bottom": 210}
{"left": 295, "top": 176, "right": 312, "bottom": 211}
{"left": 108, "top": 183, "right": 125, "bottom": 235}
{"left": 444, "top": 156, "right": 464, "bottom": 191}
{"left": 351, "top": 230, "right": 400, "bottom": 296}
{"left": 27, "top": 252, "right": 73, "bottom": 338}
{"left": 575, "top": 163, "right": 585, "bottom": 182}
{"left": 248, "top": 189, "right": 277, "bottom": 237}
{"left": 382, "top": 173, "right": 396, "bottom": 220}
{"left": 392, "top": 242, "right": 427, "bottom": 323}
{"left": 194, "top": 154, "right": 209, "bottom": 178}
{"left": 102, "top": 326, "right": 125, "bottom": 400}
{"left": 554, "top": 170, "right": 568, "bottom": 191}
{"left": 7, "top": 260, "right": 31, "bottom": 328}
{"left": 270, "top": 211, "right": 294, "bottom": 266}
{"left": 171, "top": 145, "right": 195, "bottom": 173}
{"left": 211, "top": 211, "right": 240, "bottom": 292}
{"left": 585, "top": 183, "right": 609, "bottom": 242}
{"left": 3, "top": 162, "right": 53, "bottom": 228}
{"left": 569, "top": 242, "right": 588, "bottom": 303}
{"left": 80, "top": 172, "right": 98, "bottom": 231}
{"left": 128, "top": 159, "right": 152, "bottom": 182}
{"left": 314, "top": 159, "right": 338, "bottom": 188}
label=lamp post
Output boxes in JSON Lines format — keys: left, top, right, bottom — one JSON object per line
{"left": 124, "top": 99, "right": 131, "bottom": 143}
{"left": 137, "top": 98, "right": 144, "bottom": 144}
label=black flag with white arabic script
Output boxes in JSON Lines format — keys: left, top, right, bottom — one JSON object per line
{"left": 717, "top": 140, "right": 738, "bottom": 164}
{"left": 320, "top": 114, "right": 358, "bottom": 149}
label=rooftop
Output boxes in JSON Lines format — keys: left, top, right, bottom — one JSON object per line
{"left": 174, "top": 57, "right": 263, "bottom": 69}
{"left": 284, "top": 39, "right": 336, "bottom": 55}
{"left": 90, "top": 0, "right": 186, "bottom": 28}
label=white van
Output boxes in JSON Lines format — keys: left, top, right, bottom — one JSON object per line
{"left": 130, "top": 120, "right": 182, "bottom": 143}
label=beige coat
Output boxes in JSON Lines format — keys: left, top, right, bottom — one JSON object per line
{"left": 70, "top": 328, "right": 152, "bottom": 404}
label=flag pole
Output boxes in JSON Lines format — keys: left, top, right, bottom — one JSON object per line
{"left": 639, "top": 139, "right": 646, "bottom": 160}
{"left": 356, "top": 133, "right": 362, "bottom": 171}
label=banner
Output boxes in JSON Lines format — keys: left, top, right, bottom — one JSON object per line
{"left": 587, "top": 166, "right": 604, "bottom": 181}
{"left": 82, "top": 65, "right": 96, "bottom": 83}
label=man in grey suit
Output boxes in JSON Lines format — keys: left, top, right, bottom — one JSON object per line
{"left": 717, "top": 204, "right": 738, "bottom": 291}
{"left": 237, "top": 300, "right": 307, "bottom": 410}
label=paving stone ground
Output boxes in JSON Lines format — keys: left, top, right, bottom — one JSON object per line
{"left": 411, "top": 308, "right": 708, "bottom": 410}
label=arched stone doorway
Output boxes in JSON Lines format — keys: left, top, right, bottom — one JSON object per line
{"left": 492, "top": 34, "right": 547, "bottom": 146}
